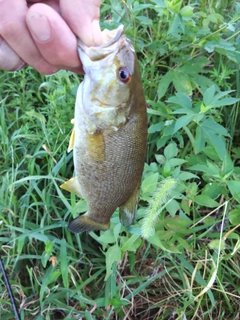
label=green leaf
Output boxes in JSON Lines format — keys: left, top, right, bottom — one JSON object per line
{"left": 180, "top": 5, "right": 194, "bottom": 17}
{"left": 155, "top": 154, "right": 165, "bottom": 164}
{"left": 206, "top": 133, "right": 227, "bottom": 160}
{"left": 166, "top": 0, "right": 183, "bottom": 12}
{"left": 164, "top": 142, "right": 178, "bottom": 160}
{"left": 157, "top": 135, "right": 171, "bottom": 149}
{"left": 202, "top": 86, "right": 239, "bottom": 109}
{"left": 212, "top": 89, "right": 235, "bottom": 101}
{"left": 105, "top": 244, "right": 121, "bottom": 280}
{"left": 148, "top": 122, "right": 164, "bottom": 133}
{"left": 195, "top": 126, "right": 205, "bottom": 153}
{"left": 60, "top": 238, "right": 69, "bottom": 289}
{"left": 172, "top": 71, "right": 192, "bottom": 95}
{"left": 158, "top": 70, "right": 173, "bottom": 99}
{"left": 194, "top": 195, "right": 219, "bottom": 208}
{"left": 203, "top": 145, "right": 221, "bottom": 161}
{"left": 222, "top": 154, "right": 234, "bottom": 178}
{"left": 214, "top": 97, "right": 239, "bottom": 107}
{"left": 166, "top": 199, "right": 180, "bottom": 217}
{"left": 26, "top": 110, "right": 46, "bottom": 123}
{"left": 178, "top": 237, "right": 192, "bottom": 251}
{"left": 93, "top": 229, "right": 116, "bottom": 248}
{"left": 199, "top": 118, "right": 229, "bottom": 160}
{"left": 41, "top": 251, "right": 51, "bottom": 268}
{"left": 17, "top": 235, "right": 26, "bottom": 255}
{"left": 141, "top": 172, "right": 159, "bottom": 199}
{"left": 136, "top": 15, "right": 153, "bottom": 25}
{"left": 113, "top": 223, "right": 121, "bottom": 242}
{"left": 132, "top": 4, "right": 154, "bottom": 13}
{"left": 181, "top": 57, "right": 209, "bottom": 74}
{"left": 189, "top": 163, "right": 220, "bottom": 177}
{"left": 165, "top": 216, "right": 192, "bottom": 234}
{"left": 148, "top": 233, "right": 180, "bottom": 253}
{"left": 201, "top": 183, "right": 222, "bottom": 199}
{"left": 147, "top": 40, "right": 168, "bottom": 55}
{"left": 161, "top": 240, "right": 181, "bottom": 253}
{"left": 208, "top": 239, "right": 225, "bottom": 250}
{"left": 202, "top": 117, "right": 229, "bottom": 136}
{"left": 109, "top": 298, "right": 129, "bottom": 307}
{"left": 45, "top": 240, "right": 54, "bottom": 254}
{"left": 169, "top": 158, "right": 186, "bottom": 167}
{"left": 203, "top": 85, "right": 216, "bottom": 106}
{"left": 40, "top": 267, "right": 61, "bottom": 303}
{"left": 228, "top": 208, "right": 240, "bottom": 226}
{"left": 84, "top": 310, "right": 95, "bottom": 320}
{"left": 174, "top": 114, "right": 195, "bottom": 133}
{"left": 167, "top": 92, "right": 192, "bottom": 108}
{"left": 178, "top": 172, "right": 199, "bottom": 181}
{"left": 121, "top": 234, "right": 141, "bottom": 253}
{"left": 227, "top": 180, "right": 240, "bottom": 203}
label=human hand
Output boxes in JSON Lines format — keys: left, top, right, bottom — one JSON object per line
{"left": 0, "top": 0, "right": 102, "bottom": 74}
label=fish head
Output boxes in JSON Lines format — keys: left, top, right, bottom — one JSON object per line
{"left": 77, "top": 25, "right": 139, "bottom": 131}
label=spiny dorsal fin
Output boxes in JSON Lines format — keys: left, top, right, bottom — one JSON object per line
{"left": 67, "top": 118, "right": 75, "bottom": 153}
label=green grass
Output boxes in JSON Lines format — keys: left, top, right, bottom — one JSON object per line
{"left": 1, "top": 0, "right": 240, "bottom": 319}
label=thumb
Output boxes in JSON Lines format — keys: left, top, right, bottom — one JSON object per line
{"left": 60, "top": 0, "right": 103, "bottom": 47}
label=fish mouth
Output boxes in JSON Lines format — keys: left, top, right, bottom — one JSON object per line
{"left": 96, "top": 25, "right": 124, "bottom": 48}
{"left": 77, "top": 25, "right": 125, "bottom": 61}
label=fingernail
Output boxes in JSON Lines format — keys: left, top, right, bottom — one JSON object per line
{"left": 27, "top": 13, "right": 51, "bottom": 41}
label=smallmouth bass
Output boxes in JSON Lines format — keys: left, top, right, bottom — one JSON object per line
{"left": 61, "top": 25, "right": 147, "bottom": 233}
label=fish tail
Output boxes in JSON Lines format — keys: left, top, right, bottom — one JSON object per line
{"left": 68, "top": 214, "right": 110, "bottom": 233}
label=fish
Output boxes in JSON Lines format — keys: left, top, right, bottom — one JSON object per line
{"left": 60, "top": 25, "right": 147, "bottom": 233}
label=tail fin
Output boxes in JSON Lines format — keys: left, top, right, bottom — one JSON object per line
{"left": 68, "top": 214, "right": 110, "bottom": 233}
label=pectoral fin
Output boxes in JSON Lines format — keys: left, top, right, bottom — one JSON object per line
{"left": 60, "top": 177, "right": 82, "bottom": 198}
{"left": 119, "top": 185, "right": 140, "bottom": 228}
{"left": 87, "top": 132, "right": 105, "bottom": 162}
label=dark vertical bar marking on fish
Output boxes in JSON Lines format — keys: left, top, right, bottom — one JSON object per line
{"left": 0, "top": 255, "right": 20, "bottom": 320}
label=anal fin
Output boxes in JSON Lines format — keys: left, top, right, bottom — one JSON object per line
{"left": 119, "top": 185, "right": 140, "bottom": 228}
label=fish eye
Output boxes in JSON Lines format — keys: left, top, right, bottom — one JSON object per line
{"left": 118, "top": 67, "right": 131, "bottom": 83}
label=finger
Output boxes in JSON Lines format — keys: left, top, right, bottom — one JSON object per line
{"left": 0, "top": 36, "right": 26, "bottom": 71}
{"left": 60, "top": 0, "right": 103, "bottom": 46}
{"left": 28, "top": 0, "right": 60, "bottom": 12}
{"left": 27, "top": 3, "right": 83, "bottom": 72}
{"left": 0, "top": 0, "right": 58, "bottom": 74}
